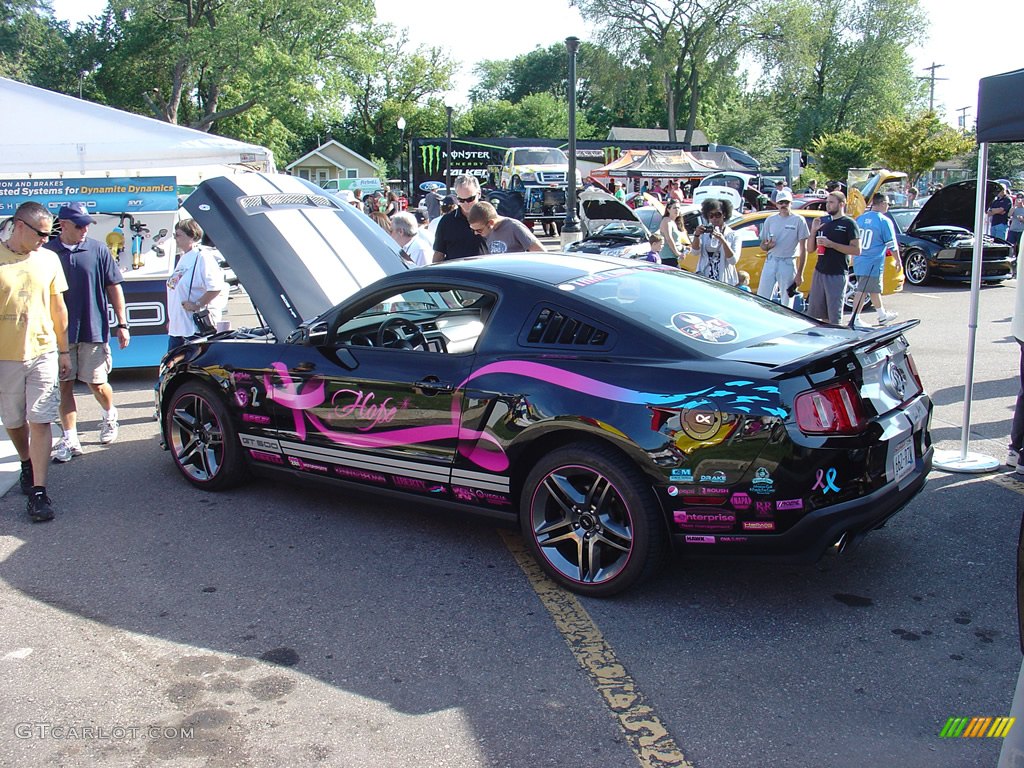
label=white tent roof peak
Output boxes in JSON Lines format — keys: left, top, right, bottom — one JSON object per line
{"left": 0, "top": 77, "right": 275, "bottom": 184}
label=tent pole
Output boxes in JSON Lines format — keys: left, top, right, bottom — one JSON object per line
{"left": 933, "top": 142, "right": 999, "bottom": 472}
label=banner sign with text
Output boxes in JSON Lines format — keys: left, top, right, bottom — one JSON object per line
{"left": 0, "top": 176, "right": 178, "bottom": 217}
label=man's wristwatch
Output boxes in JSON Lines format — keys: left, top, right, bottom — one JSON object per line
{"left": 115, "top": 322, "right": 130, "bottom": 330}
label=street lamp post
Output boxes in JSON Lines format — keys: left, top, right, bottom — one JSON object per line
{"left": 445, "top": 105, "right": 454, "bottom": 193}
{"left": 561, "top": 36, "right": 582, "bottom": 248}
{"left": 397, "top": 116, "right": 407, "bottom": 198}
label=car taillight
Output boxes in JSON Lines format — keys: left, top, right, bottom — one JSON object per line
{"left": 794, "top": 381, "right": 866, "bottom": 435}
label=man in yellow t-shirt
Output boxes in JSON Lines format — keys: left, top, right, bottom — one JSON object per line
{"left": 0, "top": 201, "right": 71, "bottom": 522}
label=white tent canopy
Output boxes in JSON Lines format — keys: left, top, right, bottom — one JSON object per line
{"left": 0, "top": 77, "right": 274, "bottom": 184}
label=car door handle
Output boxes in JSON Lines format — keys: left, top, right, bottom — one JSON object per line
{"left": 414, "top": 377, "right": 454, "bottom": 394}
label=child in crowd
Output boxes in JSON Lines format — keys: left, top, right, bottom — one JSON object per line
{"left": 737, "top": 270, "right": 752, "bottom": 292}
{"left": 644, "top": 233, "right": 664, "bottom": 263}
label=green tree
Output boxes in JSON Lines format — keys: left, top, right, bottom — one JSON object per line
{"left": 334, "top": 23, "right": 456, "bottom": 170}
{"left": 461, "top": 93, "right": 599, "bottom": 140}
{"left": 873, "top": 112, "right": 975, "bottom": 184}
{"left": 0, "top": 0, "right": 75, "bottom": 90}
{"left": 810, "top": 130, "right": 875, "bottom": 180}
{"left": 753, "top": 0, "right": 927, "bottom": 147}
{"left": 77, "top": 0, "right": 373, "bottom": 140}
{"left": 572, "top": 0, "right": 766, "bottom": 145}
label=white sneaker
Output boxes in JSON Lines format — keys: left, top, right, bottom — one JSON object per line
{"left": 1017, "top": 462, "right": 1024, "bottom": 477}
{"left": 51, "top": 436, "right": 83, "bottom": 463}
{"left": 877, "top": 309, "right": 899, "bottom": 324}
{"left": 99, "top": 416, "right": 119, "bottom": 444}
{"left": 1010, "top": 448, "right": 1021, "bottom": 467}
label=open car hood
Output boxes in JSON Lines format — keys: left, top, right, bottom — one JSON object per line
{"left": 909, "top": 179, "right": 1003, "bottom": 233}
{"left": 579, "top": 188, "right": 647, "bottom": 235}
{"left": 183, "top": 173, "right": 407, "bottom": 339}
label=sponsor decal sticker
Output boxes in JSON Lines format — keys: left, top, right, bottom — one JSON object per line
{"left": 249, "top": 449, "right": 284, "bottom": 465}
{"left": 742, "top": 520, "right": 776, "bottom": 531}
{"left": 667, "top": 485, "right": 680, "bottom": 496}
{"left": 698, "top": 486, "right": 730, "bottom": 496}
{"left": 242, "top": 413, "right": 271, "bottom": 424}
{"left": 333, "top": 466, "right": 388, "bottom": 484}
{"left": 750, "top": 466, "right": 775, "bottom": 495}
{"left": 731, "top": 492, "right": 752, "bottom": 510}
{"left": 718, "top": 536, "right": 748, "bottom": 543}
{"left": 699, "top": 470, "right": 728, "bottom": 484}
{"left": 755, "top": 500, "right": 774, "bottom": 517}
{"left": 671, "top": 312, "right": 739, "bottom": 344}
{"left": 812, "top": 467, "right": 841, "bottom": 494}
{"left": 776, "top": 498, "right": 804, "bottom": 511}
{"left": 673, "top": 509, "right": 736, "bottom": 531}
{"left": 684, "top": 535, "right": 716, "bottom": 544}
{"left": 670, "top": 468, "right": 694, "bottom": 483}
{"left": 393, "top": 476, "right": 447, "bottom": 494}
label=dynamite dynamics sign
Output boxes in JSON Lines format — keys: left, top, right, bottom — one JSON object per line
{"left": 0, "top": 177, "right": 178, "bottom": 217}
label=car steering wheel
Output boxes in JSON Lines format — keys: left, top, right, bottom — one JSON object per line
{"left": 376, "top": 316, "right": 427, "bottom": 350}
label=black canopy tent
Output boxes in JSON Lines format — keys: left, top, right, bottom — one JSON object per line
{"left": 935, "top": 67, "right": 1024, "bottom": 472}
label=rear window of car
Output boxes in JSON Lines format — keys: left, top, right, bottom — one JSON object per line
{"left": 559, "top": 266, "right": 814, "bottom": 354}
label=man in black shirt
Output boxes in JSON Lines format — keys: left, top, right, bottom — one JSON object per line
{"left": 804, "top": 191, "right": 860, "bottom": 324}
{"left": 432, "top": 174, "right": 486, "bottom": 263}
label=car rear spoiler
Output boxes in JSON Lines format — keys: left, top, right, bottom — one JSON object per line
{"left": 769, "top": 319, "right": 921, "bottom": 375}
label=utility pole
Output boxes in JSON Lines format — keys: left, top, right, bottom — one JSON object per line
{"left": 957, "top": 106, "right": 972, "bottom": 132}
{"left": 917, "top": 62, "right": 948, "bottom": 113}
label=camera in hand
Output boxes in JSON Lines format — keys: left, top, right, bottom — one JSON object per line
{"left": 786, "top": 281, "right": 798, "bottom": 297}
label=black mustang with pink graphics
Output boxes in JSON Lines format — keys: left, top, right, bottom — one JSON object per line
{"left": 157, "top": 173, "right": 933, "bottom": 596}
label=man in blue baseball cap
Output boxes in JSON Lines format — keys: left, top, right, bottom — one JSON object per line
{"left": 44, "top": 202, "right": 130, "bottom": 462}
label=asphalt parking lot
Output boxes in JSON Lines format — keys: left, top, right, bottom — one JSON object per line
{"left": 1, "top": 264, "right": 1022, "bottom": 768}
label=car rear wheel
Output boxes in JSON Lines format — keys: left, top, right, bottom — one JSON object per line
{"left": 520, "top": 442, "right": 668, "bottom": 597}
{"left": 904, "top": 249, "right": 930, "bottom": 285}
{"left": 165, "top": 380, "right": 246, "bottom": 491}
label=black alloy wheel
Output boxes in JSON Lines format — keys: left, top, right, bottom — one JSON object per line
{"left": 520, "top": 442, "right": 668, "bottom": 597}
{"left": 165, "top": 380, "right": 246, "bottom": 490}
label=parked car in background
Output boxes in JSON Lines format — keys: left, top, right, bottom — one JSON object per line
{"left": 567, "top": 189, "right": 699, "bottom": 260}
{"left": 158, "top": 172, "right": 933, "bottom": 597}
{"left": 728, "top": 209, "right": 905, "bottom": 303}
{"left": 886, "top": 180, "right": 1017, "bottom": 285}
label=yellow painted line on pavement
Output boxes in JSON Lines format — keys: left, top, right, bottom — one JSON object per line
{"left": 500, "top": 530, "right": 693, "bottom": 768}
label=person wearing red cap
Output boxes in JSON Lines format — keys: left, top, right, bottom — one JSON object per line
{"left": 44, "top": 202, "right": 129, "bottom": 461}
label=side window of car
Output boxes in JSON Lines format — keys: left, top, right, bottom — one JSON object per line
{"left": 335, "top": 286, "right": 495, "bottom": 354}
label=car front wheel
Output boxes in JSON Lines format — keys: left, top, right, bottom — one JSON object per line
{"left": 904, "top": 249, "right": 931, "bottom": 285}
{"left": 520, "top": 442, "right": 668, "bottom": 597}
{"left": 165, "top": 380, "right": 246, "bottom": 491}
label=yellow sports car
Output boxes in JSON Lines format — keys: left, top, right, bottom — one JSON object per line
{"left": 726, "top": 209, "right": 905, "bottom": 300}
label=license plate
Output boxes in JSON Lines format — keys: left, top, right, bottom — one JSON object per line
{"left": 891, "top": 437, "right": 915, "bottom": 484}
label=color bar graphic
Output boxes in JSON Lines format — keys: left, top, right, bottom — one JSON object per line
{"left": 940, "top": 716, "right": 1015, "bottom": 738}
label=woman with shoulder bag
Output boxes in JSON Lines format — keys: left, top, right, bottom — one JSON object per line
{"left": 165, "top": 218, "right": 225, "bottom": 350}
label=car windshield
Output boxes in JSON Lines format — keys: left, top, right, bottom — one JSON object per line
{"left": 514, "top": 149, "right": 568, "bottom": 165}
{"left": 592, "top": 222, "right": 645, "bottom": 238}
{"left": 559, "top": 267, "right": 814, "bottom": 353}
{"left": 888, "top": 209, "right": 916, "bottom": 232}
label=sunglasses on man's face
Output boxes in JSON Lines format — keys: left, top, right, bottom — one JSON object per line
{"left": 457, "top": 194, "right": 478, "bottom": 204}
{"left": 17, "top": 218, "right": 53, "bottom": 238}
